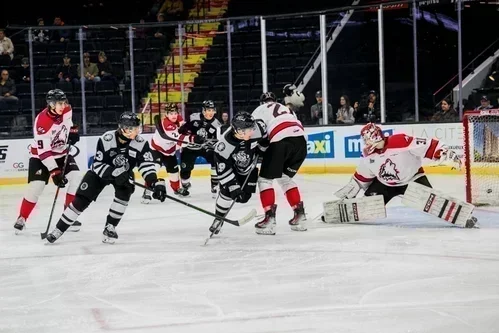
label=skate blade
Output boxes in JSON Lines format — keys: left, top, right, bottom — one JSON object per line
{"left": 14, "top": 229, "right": 24, "bottom": 235}
{"left": 255, "top": 228, "right": 276, "bottom": 235}
{"left": 102, "top": 236, "right": 116, "bottom": 244}
{"left": 68, "top": 226, "right": 80, "bottom": 232}
{"left": 290, "top": 225, "right": 307, "bottom": 232}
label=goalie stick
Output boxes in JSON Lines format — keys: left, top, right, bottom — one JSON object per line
{"left": 203, "top": 156, "right": 259, "bottom": 245}
{"left": 133, "top": 181, "right": 256, "bottom": 227}
{"left": 40, "top": 145, "right": 72, "bottom": 240}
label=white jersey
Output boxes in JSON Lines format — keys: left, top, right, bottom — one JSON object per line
{"left": 151, "top": 117, "right": 192, "bottom": 156}
{"left": 354, "top": 134, "right": 445, "bottom": 188}
{"left": 252, "top": 102, "right": 305, "bottom": 143}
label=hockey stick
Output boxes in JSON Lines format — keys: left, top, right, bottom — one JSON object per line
{"left": 204, "top": 156, "right": 259, "bottom": 245}
{"left": 40, "top": 146, "right": 72, "bottom": 240}
{"left": 133, "top": 181, "right": 256, "bottom": 227}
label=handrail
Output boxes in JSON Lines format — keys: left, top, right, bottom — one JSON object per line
{"left": 433, "top": 37, "right": 499, "bottom": 105}
{"left": 5, "top": 0, "right": 445, "bottom": 31}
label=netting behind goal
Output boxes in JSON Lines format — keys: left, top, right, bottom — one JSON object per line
{"left": 463, "top": 109, "right": 499, "bottom": 206}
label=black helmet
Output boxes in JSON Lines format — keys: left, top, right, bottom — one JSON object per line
{"left": 260, "top": 92, "right": 276, "bottom": 104}
{"left": 165, "top": 102, "right": 178, "bottom": 113}
{"left": 231, "top": 111, "right": 255, "bottom": 132}
{"left": 46, "top": 89, "right": 67, "bottom": 106}
{"left": 202, "top": 100, "right": 216, "bottom": 111}
{"left": 118, "top": 111, "right": 141, "bottom": 130}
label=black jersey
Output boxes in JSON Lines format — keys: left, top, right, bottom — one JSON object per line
{"left": 91, "top": 130, "right": 158, "bottom": 184}
{"left": 214, "top": 120, "right": 268, "bottom": 187}
{"left": 179, "top": 112, "right": 221, "bottom": 141}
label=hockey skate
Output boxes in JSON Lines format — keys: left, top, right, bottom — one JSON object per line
{"left": 102, "top": 224, "right": 118, "bottom": 244}
{"left": 46, "top": 228, "right": 63, "bottom": 244}
{"left": 69, "top": 221, "right": 82, "bottom": 232}
{"left": 13, "top": 216, "right": 26, "bottom": 235}
{"left": 141, "top": 189, "right": 153, "bottom": 204}
{"left": 255, "top": 204, "right": 277, "bottom": 235}
{"left": 211, "top": 185, "right": 218, "bottom": 199}
{"left": 289, "top": 201, "right": 307, "bottom": 231}
{"left": 174, "top": 187, "right": 190, "bottom": 197}
{"left": 209, "top": 218, "right": 224, "bottom": 234}
{"left": 465, "top": 216, "right": 479, "bottom": 229}
{"left": 181, "top": 181, "right": 192, "bottom": 189}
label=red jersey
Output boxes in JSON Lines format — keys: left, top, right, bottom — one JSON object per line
{"left": 30, "top": 106, "right": 73, "bottom": 172}
{"left": 151, "top": 115, "right": 193, "bottom": 156}
{"left": 251, "top": 102, "right": 305, "bottom": 143}
{"left": 354, "top": 134, "right": 445, "bottom": 187}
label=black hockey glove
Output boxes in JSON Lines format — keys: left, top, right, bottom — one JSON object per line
{"left": 151, "top": 178, "right": 167, "bottom": 202}
{"left": 50, "top": 169, "right": 68, "bottom": 188}
{"left": 68, "top": 125, "right": 80, "bottom": 145}
{"left": 227, "top": 181, "right": 248, "bottom": 202}
{"left": 112, "top": 166, "right": 133, "bottom": 187}
{"left": 236, "top": 192, "right": 252, "bottom": 203}
{"left": 193, "top": 135, "right": 205, "bottom": 144}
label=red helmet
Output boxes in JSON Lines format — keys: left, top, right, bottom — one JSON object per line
{"left": 360, "top": 123, "right": 384, "bottom": 148}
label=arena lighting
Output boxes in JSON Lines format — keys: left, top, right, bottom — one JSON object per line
{"left": 489, "top": 71, "right": 497, "bottom": 82}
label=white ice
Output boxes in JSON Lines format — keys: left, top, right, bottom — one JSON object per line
{"left": 1, "top": 174, "right": 499, "bottom": 333}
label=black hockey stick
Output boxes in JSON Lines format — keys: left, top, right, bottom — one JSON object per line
{"left": 40, "top": 146, "right": 72, "bottom": 240}
{"left": 204, "top": 156, "right": 259, "bottom": 245}
{"left": 133, "top": 181, "right": 256, "bottom": 227}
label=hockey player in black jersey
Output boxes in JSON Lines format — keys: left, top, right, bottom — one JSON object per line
{"left": 46, "top": 112, "right": 167, "bottom": 244}
{"left": 209, "top": 112, "right": 268, "bottom": 234}
{"left": 178, "top": 100, "right": 221, "bottom": 197}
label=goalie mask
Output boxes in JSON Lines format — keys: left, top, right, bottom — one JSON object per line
{"left": 361, "top": 123, "right": 385, "bottom": 154}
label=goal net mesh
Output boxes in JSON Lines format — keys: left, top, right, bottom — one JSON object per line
{"left": 464, "top": 110, "right": 499, "bottom": 206}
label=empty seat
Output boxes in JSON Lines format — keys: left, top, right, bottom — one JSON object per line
{"left": 32, "top": 56, "right": 48, "bottom": 68}
{"left": 55, "top": 81, "right": 73, "bottom": 95}
{"left": 32, "top": 43, "right": 47, "bottom": 55}
{"left": 86, "top": 96, "right": 104, "bottom": 111}
{"left": 105, "top": 95, "right": 124, "bottom": 111}
{"left": 74, "top": 81, "right": 94, "bottom": 93}
{"left": 95, "top": 81, "right": 115, "bottom": 95}
{"left": 47, "top": 43, "right": 67, "bottom": 55}
{"left": 48, "top": 55, "right": 62, "bottom": 66}
{"left": 36, "top": 68, "right": 54, "bottom": 82}
{"left": 207, "top": 90, "right": 227, "bottom": 103}
{"left": 16, "top": 83, "right": 32, "bottom": 98}
{"left": 211, "top": 75, "right": 229, "bottom": 88}
{"left": 34, "top": 82, "right": 53, "bottom": 96}
{"left": 100, "top": 110, "right": 118, "bottom": 125}
{"left": 132, "top": 39, "right": 146, "bottom": 51}
{"left": 233, "top": 73, "right": 253, "bottom": 88}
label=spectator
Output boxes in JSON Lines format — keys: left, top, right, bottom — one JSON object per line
{"left": 149, "top": 0, "right": 164, "bottom": 19}
{"left": 0, "top": 29, "right": 14, "bottom": 66}
{"left": 220, "top": 112, "right": 230, "bottom": 132}
{"left": 159, "top": 0, "right": 184, "bottom": 20}
{"left": 97, "top": 51, "right": 115, "bottom": 84}
{"left": 56, "top": 54, "right": 78, "bottom": 84}
{"left": 153, "top": 13, "right": 169, "bottom": 39}
{"left": 474, "top": 95, "right": 494, "bottom": 111}
{"left": 33, "top": 18, "right": 50, "bottom": 43}
{"left": 310, "top": 90, "right": 333, "bottom": 125}
{"left": 135, "top": 19, "right": 148, "bottom": 39}
{"left": 431, "top": 98, "right": 459, "bottom": 122}
{"left": 20, "top": 57, "right": 31, "bottom": 83}
{"left": 50, "top": 16, "right": 70, "bottom": 43}
{"left": 356, "top": 91, "right": 379, "bottom": 123}
{"left": 77, "top": 52, "right": 101, "bottom": 82}
{"left": 336, "top": 95, "right": 355, "bottom": 124}
{"left": 0, "top": 70, "right": 19, "bottom": 108}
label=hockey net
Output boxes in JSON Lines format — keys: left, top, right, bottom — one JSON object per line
{"left": 463, "top": 109, "right": 499, "bottom": 205}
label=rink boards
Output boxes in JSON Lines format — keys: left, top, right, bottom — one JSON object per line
{"left": 0, "top": 122, "right": 467, "bottom": 185}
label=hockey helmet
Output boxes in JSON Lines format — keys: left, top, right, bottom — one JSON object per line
{"left": 118, "top": 111, "right": 141, "bottom": 131}
{"left": 260, "top": 92, "right": 276, "bottom": 104}
{"left": 165, "top": 102, "right": 178, "bottom": 113}
{"left": 231, "top": 111, "right": 255, "bottom": 132}
{"left": 46, "top": 89, "right": 67, "bottom": 107}
{"left": 360, "top": 123, "right": 384, "bottom": 147}
{"left": 202, "top": 100, "right": 216, "bottom": 111}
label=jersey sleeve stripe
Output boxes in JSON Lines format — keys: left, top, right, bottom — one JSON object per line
{"left": 269, "top": 121, "right": 304, "bottom": 141}
{"left": 219, "top": 172, "right": 235, "bottom": 185}
{"left": 151, "top": 139, "right": 176, "bottom": 155}
{"left": 424, "top": 139, "right": 439, "bottom": 159}
{"left": 354, "top": 172, "right": 374, "bottom": 183}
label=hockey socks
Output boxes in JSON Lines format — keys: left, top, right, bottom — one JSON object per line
{"left": 106, "top": 197, "right": 129, "bottom": 227}
{"left": 19, "top": 198, "right": 36, "bottom": 220}
{"left": 259, "top": 188, "right": 276, "bottom": 211}
{"left": 285, "top": 187, "right": 301, "bottom": 209}
{"left": 170, "top": 180, "right": 180, "bottom": 191}
{"left": 65, "top": 193, "right": 75, "bottom": 209}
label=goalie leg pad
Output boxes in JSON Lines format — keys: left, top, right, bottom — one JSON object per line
{"left": 322, "top": 195, "right": 386, "bottom": 223}
{"left": 401, "top": 181, "right": 474, "bottom": 228}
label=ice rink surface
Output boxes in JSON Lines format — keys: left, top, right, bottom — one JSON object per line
{"left": 1, "top": 174, "right": 499, "bottom": 333}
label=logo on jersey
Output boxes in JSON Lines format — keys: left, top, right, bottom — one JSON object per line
{"left": 103, "top": 133, "right": 113, "bottom": 141}
{"left": 379, "top": 158, "right": 400, "bottom": 182}
{"left": 217, "top": 162, "right": 226, "bottom": 172}
{"left": 306, "top": 131, "right": 335, "bottom": 159}
{"left": 80, "top": 182, "right": 88, "bottom": 191}
{"left": 344, "top": 129, "right": 393, "bottom": 158}
{"left": 216, "top": 142, "right": 225, "bottom": 152}
{"left": 113, "top": 154, "right": 130, "bottom": 171}
{"left": 197, "top": 128, "right": 207, "bottom": 138}
{"left": 234, "top": 151, "right": 251, "bottom": 168}
{"left": 52, "top": 126, "right": 69, "bottom": 150}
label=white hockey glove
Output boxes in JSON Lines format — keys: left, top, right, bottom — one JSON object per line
{"left": 436, "top": 149, "right": 462, "bottom": 170}
{"left": 334, "top": 178, "right": 362, "bottom": 200}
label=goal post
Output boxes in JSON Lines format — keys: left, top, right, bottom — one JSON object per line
{"left": 463, "top": 109, "right": 499, "bottom": 206}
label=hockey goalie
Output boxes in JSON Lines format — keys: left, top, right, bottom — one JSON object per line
{"left": 322, "top": 123, "right": 478, "bottom": 228}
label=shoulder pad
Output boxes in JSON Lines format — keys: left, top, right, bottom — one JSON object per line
{"left": 215, "top": 135, "right": 236, "bottom": 160}
{"left": 130, "top": 135, "right": 147, "bottom": 151}
{"left": 190, "top": 113, "right": 201, "bottom": 121}
{"left": 100, "top": 131, "right": 117, "bottom": 151}
{"left": 211, "top": 119, "right": 221, "bottom": 127}
{"left": 134, "top": 135, "right": 145, "bottom": 143}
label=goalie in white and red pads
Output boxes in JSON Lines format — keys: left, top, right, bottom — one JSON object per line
{"left": 323, "top": 123, "right": 477, "bottom": 228}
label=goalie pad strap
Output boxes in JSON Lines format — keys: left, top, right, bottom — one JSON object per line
{"left": 323, "top": 195, "right": 386, "bottom": 223}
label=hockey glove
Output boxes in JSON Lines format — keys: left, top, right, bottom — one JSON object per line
{"left": 68, "top": 125, "right": 80, "bottom": 145}
{"left": 193, "top": 135, "right": 205, "bottom": 144}
{"left": 50, "top": 169, "right": 68, "bottom": 188}
{"left": 151, "top": 178, "right": 167, "bottom": 202}
{"left": 202, "top": 139, "right": 218, "bottom": 150}
{"left": 236, "top": 192, "right": 252, "bottom": 203}
{"left": 112, "top": 166, "right": 133, "bottom": 187}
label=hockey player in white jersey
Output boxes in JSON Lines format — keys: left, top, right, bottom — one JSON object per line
{"left": 141, "top": 103, "right": 190, "bottom": 203}
{"left": 251, "top": 92, "right": 308, "bottom": 235}
{"left": 325, "top": 123, "right": 477, "bottom": 228}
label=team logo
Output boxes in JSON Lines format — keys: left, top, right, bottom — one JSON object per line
{"left": 103, "top": 133, "right": 114, "bottom": 141}
{"left": 217, "top": 162, "right": 225, "bottom": 172}
{"left": 216, "top": 142, "right": 226, "bottom": 152}
{"left": 234, "top": 151, "right": 251, "bottom": 168}
{"left": 379, "top": 158, "right": 400, "bottom": 182}
{"left": 51, "top": 126, "right": 68, "bottom": 150}
{"left": 197, "top": 128, "right": 207, "bottom": 138}
{"left": 113, "top": 155, "right": 129, "bottom": 170}
{"left": 80, "top": 182, "right": 88, "bottom": 190}
{"left": 135, "top": 136, "right": 144, "bottom": 143}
